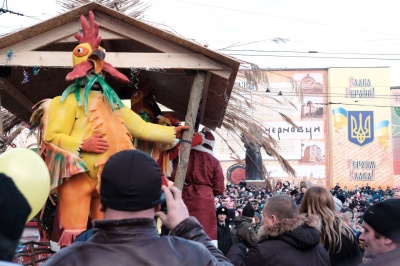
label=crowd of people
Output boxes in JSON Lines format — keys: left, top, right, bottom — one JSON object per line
{"left": 2, "top": 7, "right": 399, "bottom": 266}
{"left": 1, "top": 154, "right": 400, "bottom": 265}
{"left": 214, "top": 180, "right": 400, "bottom": 265}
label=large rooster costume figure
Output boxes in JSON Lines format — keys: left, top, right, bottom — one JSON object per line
{"left": 31, "top": 12, "right": 186, "bottom": 247}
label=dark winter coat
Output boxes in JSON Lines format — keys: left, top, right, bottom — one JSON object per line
{"left": 217, "top": 219, "right": 233, "bottom": 255}
{"left": 360, "top": 247, "right": 400, "bottom": 266}
{"left": 295, "top": 193, "right": 305, "bottom": 205}
{"left": 227, "top": 214, "right": 330, "bottom": 266}
{"left": 323, "top": 228, "right": 362, "bottom": 266}
{"left": 45, "top": 217, "right": 233, "bottom": 266}
{"left": 231, "top": 216, "right": 258, "bottom": 248}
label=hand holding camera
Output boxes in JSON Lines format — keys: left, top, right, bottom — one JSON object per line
{"left": 156, "top": 186, "right": 190, "bottom": 230}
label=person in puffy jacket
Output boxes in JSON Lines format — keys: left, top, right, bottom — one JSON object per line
{"left": 299, "top": 186, "right": 362, "bottom": 266}
{"left": 227, "top": 195, "right": 330, "bottom": 266}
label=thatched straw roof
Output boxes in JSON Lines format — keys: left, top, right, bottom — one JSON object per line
{"left": 217, "top": 65, "right": 298, "bottom": 177}
{"left": 1, "top": 107, "right": 21, "bottom": 133}
{"left": 0, "top": 107, "right": 25, "bottom": 153}
{"left": 56, "top": 0, "right": 150, "bottom": 19}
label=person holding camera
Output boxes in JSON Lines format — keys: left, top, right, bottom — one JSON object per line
{"left": 45, "top": 150, "right": 232, "bottom": 266}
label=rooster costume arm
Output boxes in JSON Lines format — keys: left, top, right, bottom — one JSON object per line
{"left": 35, "top": 95, "right": 89, "bottom": 189}
{"left": 44, "top": 97, "right": 177, "bottom": 154}
{"left": 44, "top": 96, "right": 82, "bottom": 154}
{"left": 119, "top": 106, "right": 176, "bottom": 145}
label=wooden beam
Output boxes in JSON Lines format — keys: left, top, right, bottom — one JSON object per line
{"left": 198, "top": 71, "right": 212, "bottom": 129}
{"left": 0, "top": 92, "right": 3, "bottom": 136}
{"left": 174, "top": 70, "right": 206, "bottom": 190}
{"left": 95, "top": 13, "right": 180, "bottom": 53}
{"left": 0, "top": 78, "right": 34, "bottom": 113}
{"left": 96, "top": 13, "right": 232, "bottom": 79}
{"left": 0, "top": 13, "right": 232, "bottom": 79}
{"left": 101, "top": 40, "right": 114, "bottom": 56}
{"left": 58, "top": 28, "right": 126, "bottom": 42}
{"left": 3, "top": 51, "right": 228, "bottom": 71}
{"left": 211, "top": 69, "right": 232, "bottom": 80}
{"left": 57, "top": 28, "right": 128, "bottom": 42}
{"left": 0, "top": 21, "right": 82, "bottom": 54}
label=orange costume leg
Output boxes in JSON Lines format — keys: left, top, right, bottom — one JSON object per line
{"left": 57, "top": 172, "right": 97, "bottom": 246}
{"left": 90, "top": 190, "right": 103, "bottom": 221}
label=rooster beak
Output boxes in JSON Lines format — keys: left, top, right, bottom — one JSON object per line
{"left": 88, "top": 49, "right": 105, "bottom": 74}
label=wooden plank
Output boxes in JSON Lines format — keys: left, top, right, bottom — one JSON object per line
{"left": 0, "top": 78, "right": 34, "bottom": 113}
{"left": 198, "top": 71, "right": 212, "bottom": 129}
{"left": 0, "top": 11, "right": 233, "bottom": 79}
{"left": 95, "top": 13, "right": 180, "bottom": 53}
{"left": 101, "top": 40, "right": 114, "bottom": 56}
{"left": 0, "top": 3, "right": 95, "bottom": 50}
{"left": 93, "top": 6, "right": 241, "bottom": 71}
{"left": 4, "top": 51, "right": 228, "bottom": 71}
{"left": 212, "top": 68, "right": 233, "bottom": 80}
{"left": 0, "top": 21, "right": 82, "bottom": 54}
{"left": 174, "top": 71, "right": 206, "bottom": 190}
{"left": 0, "top": 93, "right": 3, "bottom": 136}
{"left": 95, "top": 13, "right": 232, "bottom": 78}
{"left": 57, "top": 28, "right": 128, "bottom": 42}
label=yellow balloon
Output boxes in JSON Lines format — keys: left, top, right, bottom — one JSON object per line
{"left": 0, "top": 148, "right": 50, "bottom": 222}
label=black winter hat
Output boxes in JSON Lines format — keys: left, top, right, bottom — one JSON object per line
{"left": 363, "top": 199, "right": 400, "bottom": 243}
{"left": 228, "top": 208, "right": 236, "bottom": 220}
{"left": 242, "top": 205, "right": 255, "bottom": 218}
{"left": 101, "top": 150, "right": 162, "bottom": 212}
{"left": 337, "top": 194, "right": 346, "bottom": 204}
{"left": 216, "top": 206, "right": 228, "bottom": 215}
{"left": 0, "top": 173, "right": 31, "bottom": 261}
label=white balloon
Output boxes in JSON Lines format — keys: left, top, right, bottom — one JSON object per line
{"left": 0, "top": 148, "right": 50, "bottom": 222}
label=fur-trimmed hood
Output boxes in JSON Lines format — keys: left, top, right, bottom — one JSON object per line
{"left": 257, "top": 213, "right": 322, "bottom": 250}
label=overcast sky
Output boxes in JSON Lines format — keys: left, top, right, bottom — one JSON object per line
{"left": 1, "top": 0, "right": 400, "bottom": 85}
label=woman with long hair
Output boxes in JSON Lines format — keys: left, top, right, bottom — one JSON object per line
{"left": 299, "top": 186, "right": 362, "bottom": 266}
{"left": 295, "top": 180, "right": 308, "bottom": 206}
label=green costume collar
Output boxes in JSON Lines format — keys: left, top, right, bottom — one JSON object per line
{"left": 60, "top": 74, "right": 124, "bottom": 114}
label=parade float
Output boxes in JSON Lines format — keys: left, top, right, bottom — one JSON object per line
{"left": 0, "top": 1, "right": 241, "bottom": 262}
{"left": 0, "top": 1, "right": 301, "bottom": 264}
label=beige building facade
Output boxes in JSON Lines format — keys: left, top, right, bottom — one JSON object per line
{"left": 213, "top": 67, "right": 399, "bottom": 190}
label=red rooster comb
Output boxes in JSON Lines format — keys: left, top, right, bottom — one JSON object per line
{"left": 74, "top": 11, "right": 102, "bottom": 49}
{"left": 66, "top": 11, "right": 129, "bottom": 84}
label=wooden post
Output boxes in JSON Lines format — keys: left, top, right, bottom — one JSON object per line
{"left": 174, "top": 70, "right": 206, "bottom": 190}
{"left": 0, "top": 89, "right": 5, "bottom": 153}
{"left": 0, "top": 90, "right": 3, "bottom": 137}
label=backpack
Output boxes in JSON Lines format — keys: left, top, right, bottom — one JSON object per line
{"left": 231, "top": 221, "right": 246, "bottom": 244}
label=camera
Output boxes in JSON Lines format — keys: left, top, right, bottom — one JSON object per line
{"left": 160, "top": 192, "right": 167, "bottom": 214}
{"left": 283, "top": 181, "right": 290, "bottom": 188}
{"left": 290, "top": 188, "right": 299, "bottom": 196}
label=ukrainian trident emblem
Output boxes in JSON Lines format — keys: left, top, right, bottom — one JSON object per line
{"left": 348, "top": 111, "right": 374, "bottom": 146}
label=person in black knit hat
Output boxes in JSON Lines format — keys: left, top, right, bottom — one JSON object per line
{"left": 0, "top": 173, "right": 31, "bottom": 262}
{"left": 45, "top": 150, "right": 232, "bottom": 266}
{"left": 231, "top": 204, "right": 257, "bottom": 248}
{"left": 242, "top": 204, "right": 255, "bottom": 218}
{"left": 360, "top": 199, "right": 400, "bottom": 266}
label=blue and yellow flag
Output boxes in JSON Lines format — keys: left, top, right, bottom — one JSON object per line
{"left": 375, "top": 120, "right": 390, "bottom": 149}
{"left": 332, "top": 107, "right": 348, "bottom": 132}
